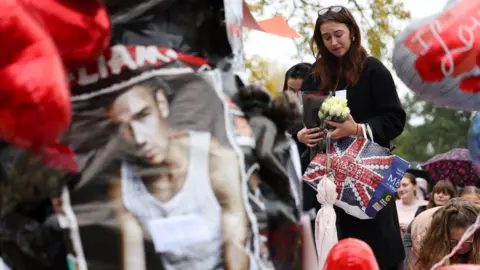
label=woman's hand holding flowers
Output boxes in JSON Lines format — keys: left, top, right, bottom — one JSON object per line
{"left": 298, "top": 127, "right": 327, "bottom": 147}
{"left": 325, "top": 114, "right": 359, "bottom": 139}
{"left": 319, "top": 96, "right": 361, "bottom": 140}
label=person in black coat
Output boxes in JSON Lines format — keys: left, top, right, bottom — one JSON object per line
{"left": 293, "top": 6, "right": 407, "bottom": 270}
{"left": 283, "top": 63, "right": 313, "bottom": 167}
{"left": 283, "top": 63, "right": 312, "bottom": 94}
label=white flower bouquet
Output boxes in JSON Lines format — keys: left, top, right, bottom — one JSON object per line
{"left": 318, "top": 96, "right": 350, "bottom": 130}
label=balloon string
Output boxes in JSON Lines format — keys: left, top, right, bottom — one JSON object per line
{"left": 325, "top": 130, "right": 332, "bottom": 176}
{"left": 430, "top": 213, "right": 480, "bottom": 269}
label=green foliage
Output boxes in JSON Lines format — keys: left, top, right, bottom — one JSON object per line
{"left": 244, "top": 55, "right": 285, "bottom": 96}
{"left": 392, "top": 94, "right": 472, "bottom": 162}
{"left": 245, "top": 0, "right": 411, "bottom": 59}
{"left": 243, "top": 0, "right": 411, "bottom": 92}
{"left": 366, "top": 0, "right": 411, "bottom": 58}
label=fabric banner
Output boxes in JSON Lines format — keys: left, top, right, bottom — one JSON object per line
{"left": 58, "top": 45, "right": 257, "bottom": 270}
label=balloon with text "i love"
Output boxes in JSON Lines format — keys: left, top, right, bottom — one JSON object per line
{"left": 393, "top": 0, "right": 480, "bottom": 111}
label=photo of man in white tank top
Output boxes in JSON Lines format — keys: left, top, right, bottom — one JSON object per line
{"left": 106, "top": 76, "right": 249, "bottom": 270}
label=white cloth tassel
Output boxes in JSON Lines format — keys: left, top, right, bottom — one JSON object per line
{"left": 315, "top": 175, "right": 338, "bottom": 268}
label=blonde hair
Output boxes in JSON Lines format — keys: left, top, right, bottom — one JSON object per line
{"left": 459, "top": 186, "right": 480, "bottom": 198}
{"left": 417, "top": 198, "right": 480, "bottom": 269}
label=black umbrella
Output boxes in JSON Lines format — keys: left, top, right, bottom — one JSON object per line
{"left": 407, "top": 161, "right": 430, "bottom": 181}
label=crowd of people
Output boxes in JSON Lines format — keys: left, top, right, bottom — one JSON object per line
{"left": 280, "top": 5, "right": 480, "bottom": 270}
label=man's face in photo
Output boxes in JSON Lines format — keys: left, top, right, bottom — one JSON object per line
{"left": 108, "top": 84, "right": 170, "bottom": 165}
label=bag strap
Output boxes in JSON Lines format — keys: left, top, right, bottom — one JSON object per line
{"left": 366, "top": 124, "right": 375, "bottom": 143}
{"left": 361, "top": 124, "right": 367, "bottom": 139}
{"left": 360, "top": 123, "right": 375, "bottom": 143}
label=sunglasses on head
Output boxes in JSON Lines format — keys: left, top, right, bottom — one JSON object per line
{"left": 317, "top": 6, "right": 345, "bottom": 16}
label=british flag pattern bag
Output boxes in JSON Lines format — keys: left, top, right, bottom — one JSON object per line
{"left": 302, "top": 124, "right": 409, "bottom": 219}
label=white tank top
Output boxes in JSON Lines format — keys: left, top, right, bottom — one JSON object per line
{"left": 121, "top": 131, "right": 223, "bottom": 270}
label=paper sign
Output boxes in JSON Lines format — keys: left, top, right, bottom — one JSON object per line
{"left": 335, "top": 90, "right": 347, "bottom": 99}
{"left": 147, "top": 214, "right": 213, "bottom": 252}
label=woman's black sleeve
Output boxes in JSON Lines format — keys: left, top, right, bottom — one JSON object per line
{"left": 367, "top": 58, "right": 406, "bottom": 144}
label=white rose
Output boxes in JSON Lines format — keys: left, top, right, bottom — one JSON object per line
{"left": 327, "top": 97, "right": 338, "bottom": 107}
{"left": 329, "top": 104, "right": 343, "bottom": 117}
{"left": 333, "top": 96, "right": 344, "bottom": 104}
{"left": 321, "top": 102, "right": 331, "bottom": 114}
{"left": 318, "top": 110, "right": 324, "bottom": 119}
{"left": 340, "top": 107, "right": 350, "bottom": 118}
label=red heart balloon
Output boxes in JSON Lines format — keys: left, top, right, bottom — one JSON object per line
{"left": 323, "top": 238, "right": 379, "bottom": 270}
{"left": 0, "top": 0, "right": 71, "bottom": 148}
{"left": 393, "top": 0, "right": 480, "bottom": 111}
{"left": 0, "top": 0, "right": 111, "bottom": 148}
{"left": 22, "top": 0, "right": 111, "bottom": 69}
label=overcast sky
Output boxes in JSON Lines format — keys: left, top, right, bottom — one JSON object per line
{"left": 243, "top": 0, "right": 449, "bottom": 99}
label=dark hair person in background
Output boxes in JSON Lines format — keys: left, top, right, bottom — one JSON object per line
{"left": 415, "top": 180, "right": 457, "bottom": 217}
{"left": 284, "top": 63, "right": 313, "bottom": 166}
{"left": 283, "top": 63, "right": 312, "bottom": 93}
{"left": 282, "top": 62, "right": 320, "bottom": 242}
{"left": 293, "top": 5, "right": 407, "bottom": 270}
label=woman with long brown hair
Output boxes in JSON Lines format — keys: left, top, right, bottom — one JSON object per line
{"left": 282, "top": 62, "right": 312, "bottom": 93}
{"left": 293, "top": 5, "right": 406, "bottom": 270}
{"left": 415, "top": 180, "right": 457, "bottom": 217}
{"left": 413, "top": 199, "right": 480, "bottom": 269}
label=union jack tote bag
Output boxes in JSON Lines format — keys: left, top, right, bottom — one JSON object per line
{"left": 302, "top": 124, "right": 409, "bottom": 219}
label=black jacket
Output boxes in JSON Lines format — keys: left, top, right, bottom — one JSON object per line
{"left": 297, "top": 56, "right": 407, "bottom": 270}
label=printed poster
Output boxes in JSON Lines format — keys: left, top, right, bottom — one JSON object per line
{"left": 59, "top": 45, "right": 257, "bottom": 270}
